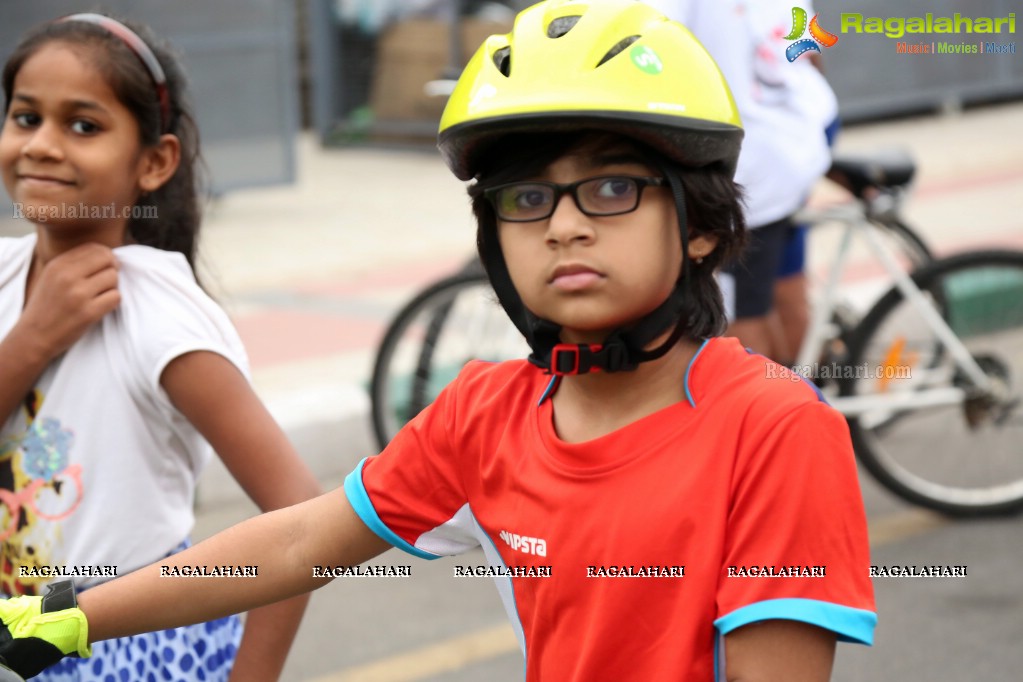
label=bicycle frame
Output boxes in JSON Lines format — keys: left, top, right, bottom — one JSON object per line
{"left": 794, "top": 196, "right": 992, "bottom": 417}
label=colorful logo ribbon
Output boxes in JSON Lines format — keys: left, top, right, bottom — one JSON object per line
{"left": 785, "top": 6, "right": 839, "bottom": 62}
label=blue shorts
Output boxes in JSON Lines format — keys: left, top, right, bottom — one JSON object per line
{"left": 777, "top": 226, "right": 807, "bottom": 278}
{"left": 725, "top": 217, "right": 796, "bottom": 318}
{"left": 24, "top": 541, "right": 243, "bottom": 682}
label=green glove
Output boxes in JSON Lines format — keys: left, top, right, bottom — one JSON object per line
{"left": 0, "top": 580, "right": 90, "bottom": 678}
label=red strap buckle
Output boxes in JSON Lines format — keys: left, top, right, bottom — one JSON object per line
{"left": 550, "top": 343, "right": 603, "bottom": 375}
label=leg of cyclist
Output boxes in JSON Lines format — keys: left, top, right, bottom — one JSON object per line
{"left": 771, "top": 225, "right": 810, "bottom": 365}
{"left": 725, "top": 218, "right": 792, "bottom": 361}
{"left": 770, "top": 117, "right": 841, "bottom": 366}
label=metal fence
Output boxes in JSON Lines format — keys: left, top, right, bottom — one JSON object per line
{"left": 0, "top": 0, "right": 299, "bottom": 198}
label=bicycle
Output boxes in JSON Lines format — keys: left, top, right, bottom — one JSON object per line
{"left": 369, "top": 148, "right": 1023, "bottom": 517}
{"left": 792, "top": 151, "right": 1023, "bottom": 516}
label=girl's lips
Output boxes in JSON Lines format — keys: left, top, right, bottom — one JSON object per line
{"left": 18, "top": 175, "right": 74, "bottom": 188}
{"left": 550, "top": 265, "right": 604, "bottom": 292}
{"left": 551, "top": 272, "right": 603, "bottom": 291}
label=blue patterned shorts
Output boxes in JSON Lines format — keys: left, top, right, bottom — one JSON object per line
{"left": 28, "top": 540, "right": 243, "bottom": 682}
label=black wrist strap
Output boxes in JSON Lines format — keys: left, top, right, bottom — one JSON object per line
{"left": 40, "top": 581, "right": 77, "bottom": 614}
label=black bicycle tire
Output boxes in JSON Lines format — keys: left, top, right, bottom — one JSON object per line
{"left": 408, "top": 259, "right": 487, "bottom": 417}
{"left": 369, "top": 269, "right": 492, "bottom": 450}
{"left": 838, "top": 249, "right": 1023, "bottom": 516}
{"left": 884, "top": 216, "right": 934, "bottom": 269}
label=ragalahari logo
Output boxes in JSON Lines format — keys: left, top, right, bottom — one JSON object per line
{"left": 785, "top": 6, "right": 839, "bottom": 62}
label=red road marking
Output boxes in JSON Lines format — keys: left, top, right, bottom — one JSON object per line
{"left": 235, "top": 310, "right": 385, "bottom": 368}
{"left": 284, "top": 255, "right": 468, "bottom": 298}
{"left": 913, "top": 167, "right": 1023, "bottom": 199}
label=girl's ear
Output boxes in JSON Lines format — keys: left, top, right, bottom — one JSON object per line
{"left": 138, "top": 133, "right": 181, "bottom": 193}
{"left": 689, "top": 232, "right": 719, "bottom": 260}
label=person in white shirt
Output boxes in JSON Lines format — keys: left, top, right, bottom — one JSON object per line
{"left": 645, "top": 0, "right": 839, "bottom": 363}
{"left": 0, "top": 13, "right": 321, "bottom": 681}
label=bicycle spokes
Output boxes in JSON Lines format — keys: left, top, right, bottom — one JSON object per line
{"left": 839, "top": 251, "right": 1023, "bottom": 516}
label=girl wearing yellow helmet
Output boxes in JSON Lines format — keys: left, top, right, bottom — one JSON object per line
{"left": 0, "top": 2, "right": 875, "bottom": 681}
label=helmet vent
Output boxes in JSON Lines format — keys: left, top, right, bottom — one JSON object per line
{"left": 547, "top": 16, "right": 581, "bottom": 38}
{"left": 597, "top": 35, "right": 641, "bottom": 66}
{"left": 492, "top": 46, "right": 511, "bottom": 76}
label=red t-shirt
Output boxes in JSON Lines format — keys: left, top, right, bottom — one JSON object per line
{"left": 346, "top": 337, "right": 876, "bottom": 680}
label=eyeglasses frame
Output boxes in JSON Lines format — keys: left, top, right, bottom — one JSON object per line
{"left": 483, "top": 175, "right": 667, "bottom": 223}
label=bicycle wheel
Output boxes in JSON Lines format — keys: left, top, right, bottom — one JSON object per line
{"left": 810, "top": 216, "right": 933, "bottom": 388}
{"left": 409, "top": 259, "right": 487, "bottom": 417}
{"left": 884, "top": 216, "right": 933, "bottom": 269}
{"left": 369, "top": 270, "right": 528, "bottom": 449}
{"left": 838, "top": 250, "right": 1023, "bottom": 516}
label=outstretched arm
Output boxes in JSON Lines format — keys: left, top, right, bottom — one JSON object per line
{"left": 78, "top": 487, "right": 391, "bottom": 642}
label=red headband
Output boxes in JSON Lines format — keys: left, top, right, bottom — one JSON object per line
{"left": 58, "top": 13, "right": 171, "bottom": 133}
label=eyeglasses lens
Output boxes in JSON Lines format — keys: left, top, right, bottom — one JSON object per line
{"left": 494, "top": 177, "right": 643, "bottom": 221}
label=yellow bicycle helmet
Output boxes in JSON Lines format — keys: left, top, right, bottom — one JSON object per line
{"left": 438, "top": 0, "right": 743, "bottom": 181}
{"left": 440, "top": 0, "right": 745, "bottom": 375}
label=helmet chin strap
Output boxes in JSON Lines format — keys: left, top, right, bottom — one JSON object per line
{"left": 502, "top": 172, "right": 693, "bottom": 376}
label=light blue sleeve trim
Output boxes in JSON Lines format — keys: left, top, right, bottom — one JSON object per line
{"left": 538, "top": 375, "right": 559, "bottom": 405}
{"left": 683, "top": 338, "right": 711, "bottom": 408}
{"left": 343, "top": 458, "right": 440, "bottom": 560}
{"left": 714, "top": 598, "right": 876, "bottom": 645}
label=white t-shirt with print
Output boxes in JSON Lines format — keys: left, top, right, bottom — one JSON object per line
{"left": 645, "top": 0, "right": 839, "bottom": 227}
{"left": 0, "top": 235, "right": 248, "bottom": 592}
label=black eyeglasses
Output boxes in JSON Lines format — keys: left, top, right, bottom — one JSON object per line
{"left": 483, "top": 175, "right": 666, "bottom": 222}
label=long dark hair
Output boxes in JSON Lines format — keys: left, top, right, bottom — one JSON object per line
{"left": 468, "top": 131, "right": 747, "bottom": 341}
{"left": 2, "top": 16, "right": 205, "bottom": 275}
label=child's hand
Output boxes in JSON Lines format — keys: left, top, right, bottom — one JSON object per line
{"left": 18, "top": 243, "right": 121, "bottom": 361}
{"left": 0, "top": 581, "right": 91, "bottom": 678}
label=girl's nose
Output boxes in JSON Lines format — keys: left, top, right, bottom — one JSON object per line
{"left": 545, "top": 193, "right": 595, "bottom": 247}
{"left": 20, "top": 123, "right": 64, "bottom": 162}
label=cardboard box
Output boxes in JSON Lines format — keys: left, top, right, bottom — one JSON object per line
{"left": 369, "top": 18, "right": 511, "bottom": 123}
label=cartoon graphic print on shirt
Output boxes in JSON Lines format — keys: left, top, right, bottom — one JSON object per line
{"left": 0, "top": 389, "right": 83, "bottom": 596}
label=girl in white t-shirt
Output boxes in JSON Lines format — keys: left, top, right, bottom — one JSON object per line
{"left": 0, "top": 13, "right": 320, "bottom": 682}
